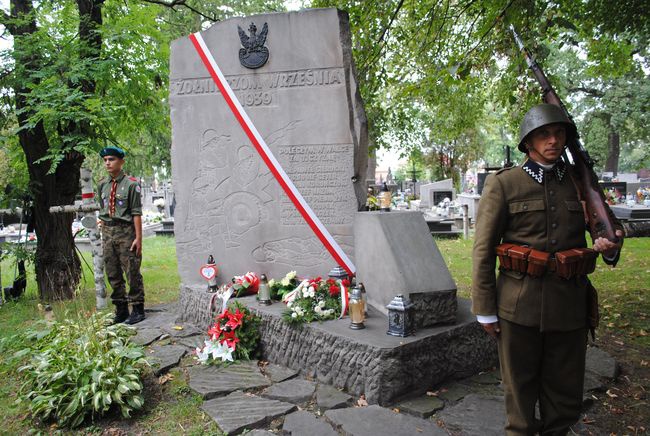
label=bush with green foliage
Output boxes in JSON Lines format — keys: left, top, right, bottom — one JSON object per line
{"left": 14, "top": 312, "right": 147, "bottom": 428}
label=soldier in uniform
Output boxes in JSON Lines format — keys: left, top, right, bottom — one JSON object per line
{"left": 472, "top": 104, "right": 624, "bottom": 435}
{"left": 97, "top": 146, "right": 146, "bottom": 325}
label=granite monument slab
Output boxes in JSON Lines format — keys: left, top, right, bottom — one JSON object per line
{"left": 354, "top": 211, "right": 457, "bottom": 327}
{"left": 170, "top": 9, "right": 368, "bottom": 309}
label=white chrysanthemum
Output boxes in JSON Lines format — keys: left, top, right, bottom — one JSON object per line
{"left": 291, "top": 312, "right": 298, "bottom": 318}
{"left": 286, "top": 271, "right": 297, "bottom": 280}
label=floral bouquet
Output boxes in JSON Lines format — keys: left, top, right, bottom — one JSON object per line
{"left": 281, "top": 277, "right": 350, "bottom": 325}
{"left": 232, "top": 272, "right": 260, "bottom": 297}
{"left": 268, "top": 270, "right": 300, "bottom": 301}
{"left": 604, "top": 187, "right": 623, "bottom": 205}
{"left": 195, "top": 302, "right": 261, "bottom": 365}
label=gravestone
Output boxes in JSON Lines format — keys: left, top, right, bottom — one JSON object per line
{"left": 170, "top": 8, "right": 368, "bottom": 323}
{"left": 420, "top": 179, "right": 455, "bottom": 208}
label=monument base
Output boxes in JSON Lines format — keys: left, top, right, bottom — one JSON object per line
{"left": 178, "top": 285, "right": 497, "bottom": 406}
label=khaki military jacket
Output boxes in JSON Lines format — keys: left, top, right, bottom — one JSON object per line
{"left": 97, "top": 171, "right": 142, "bottom": 223}
{"left": 472, "top": 159, "right": 620, "bottom": 332}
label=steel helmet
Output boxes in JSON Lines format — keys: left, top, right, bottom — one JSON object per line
{"left": 517, "top": 104, "right": 576, "bottom": 152}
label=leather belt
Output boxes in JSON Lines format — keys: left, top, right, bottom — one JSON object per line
{"left": 495, "top": 243, "right": 597, "bottom": 279}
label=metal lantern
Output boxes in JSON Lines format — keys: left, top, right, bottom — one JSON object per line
{"left": 328, "top": 265, "right": 349, "bottom": 283}
{"left": 348, "top": 285, "right": 365, "bottom": 330}
{"left": 386, "top": 294, "right": 415, "bottom": 337}
{"left": 258, "top": 274, "right": 272, "bottom": 306}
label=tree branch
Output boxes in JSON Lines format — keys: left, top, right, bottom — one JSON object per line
{"left": 139, "top": 0, "right": 219, "bottom": 23}
{"left": 569, "top": 86, "right": 605, "bottom": 98}
{"left": 360, "top": 0, "right": 405, "bottom": 73}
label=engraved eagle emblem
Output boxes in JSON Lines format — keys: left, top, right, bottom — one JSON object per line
{"left": 237, "top": 22, "right": 269, "bottom": 69}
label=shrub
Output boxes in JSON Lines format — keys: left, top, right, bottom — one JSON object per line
{"left": 15, "top": 312, "right": 147, "bottom": 428}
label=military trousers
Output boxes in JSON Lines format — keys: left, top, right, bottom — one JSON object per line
{"left": 498, "top": 319, "right": 587, "bottom": 436}
{"left": 102, "top": 223, "right": 145, "bottom": 304}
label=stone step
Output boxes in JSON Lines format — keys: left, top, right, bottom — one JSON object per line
{"left": 325, "top": 405, "right": 447, "bottom": 436}
{"left": 201, "top": 391, "right": 296, "bottom": 435}
{"left": 283, "top": 410, "right": 338, "bottom": 436}
{"left": 188, "top": 360, "right": 271, "bottom": 400}
{"left": 262, "top": 378, "right": 316, "bottom": 405}
{"left": 147, "top": 344, "right": 186, "bottom": 376}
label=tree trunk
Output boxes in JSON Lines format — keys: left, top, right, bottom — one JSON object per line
{"left": 605, "top": 130, "right": 620, "bottom": 177}
{"left": 10, "top": 0, "right": 82, "bottom": 300}
{"left": 10, "top": 0, "right": 106, "bottom": 301}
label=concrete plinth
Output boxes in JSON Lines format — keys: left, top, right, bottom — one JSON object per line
{"left": 354, "top": 211, "right": 457, "bottom": 327}
{"left": 177, "top": 287, "right": 497, "bottom": 406}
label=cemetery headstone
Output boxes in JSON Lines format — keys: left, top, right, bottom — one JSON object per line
{"left": 170, "top": 8, "right": 368, "bottom": 306}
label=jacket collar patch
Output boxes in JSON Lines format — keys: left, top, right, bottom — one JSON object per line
{"left": 522, "top": 159, "right": 566, "bottom": 184}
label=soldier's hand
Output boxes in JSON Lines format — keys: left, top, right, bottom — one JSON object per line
{"left": 130, "top": 238, "right": 142, "bottom": 256}
{"left": 593, "top": 229, "right": 624, "bottom": 258}
{"left": 481, "top": 321, "right": 501, "bottom": 338}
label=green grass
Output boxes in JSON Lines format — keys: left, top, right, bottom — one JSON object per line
{"left": 1, "top": 234, "right": 648, "bottom": 432}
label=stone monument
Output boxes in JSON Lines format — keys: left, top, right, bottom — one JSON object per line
{"left": 354, "top": 211, "right": 457, "bottom": 327}
{"left": 170, "top": 9, "right": 368, "bottom": 325}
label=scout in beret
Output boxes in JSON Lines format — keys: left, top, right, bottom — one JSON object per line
{"left": 97, "top": 146, "right": 146, "bottom": 324}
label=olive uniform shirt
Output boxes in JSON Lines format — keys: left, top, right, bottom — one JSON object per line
{"left": 471, "top": 159, "right": 621, "bottom": 332}
{"left": 98, "top": 172, "right": 142, "bottom": 222}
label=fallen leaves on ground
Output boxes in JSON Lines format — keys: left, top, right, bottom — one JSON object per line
{"left": 158, "top": 373, "right": 174, "bottom": 385}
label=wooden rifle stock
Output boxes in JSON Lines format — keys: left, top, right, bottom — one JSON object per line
{"left": 510, "top": 25, "right": 619, "bottom": 243}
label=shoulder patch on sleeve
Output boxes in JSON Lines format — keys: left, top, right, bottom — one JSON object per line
{"left": 135, "top": 185, "right": 141, "bottom": 193}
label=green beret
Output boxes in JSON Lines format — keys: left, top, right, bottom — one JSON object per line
{"left": 99, "top": 146, "right": 126, "bottom": 159}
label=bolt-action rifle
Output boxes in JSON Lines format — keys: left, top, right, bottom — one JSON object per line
{"left": 510, "top": 25, "right": 620, "bottom": 243}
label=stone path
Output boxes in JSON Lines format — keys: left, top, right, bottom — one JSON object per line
{"left": 136, "top": 303, "right": 620, "bottom": 436}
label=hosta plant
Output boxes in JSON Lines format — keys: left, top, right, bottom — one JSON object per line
{"left": 15, "top": 311, "right": 147, "bottom": 428}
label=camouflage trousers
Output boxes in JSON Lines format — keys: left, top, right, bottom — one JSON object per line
{"left": 102, "top": 223, "right": 145, "bottom": 304}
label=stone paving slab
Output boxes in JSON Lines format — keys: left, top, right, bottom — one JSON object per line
{"left": 396, "top": 395, "right": 444, "bottom": 418}
{"left": 586, "top": 346, "right": 619, "bottom": 379}
{"left": 435, "top": 394, "right": 505, "bottom": 435}
{"left": 201, "top": 391, "right": 296, "bottom": 435}
{"left": 316, "top": 383, "right": 352, "bottom": 411}
{"left": 177, "top": 334, "right": 206, "bottom": 351}
{"left": 189, "top": 361, "right": 271, "bottom": 400}
{"left": 262, "top": 363, "right": 299, "bottom": 383}
{"left": 162, "top": 323, "right": 203, "bottom": 338}
{"left": 436, "top": 382, "right": 476, "bottom": 403}
{"left": 134, "top": 311, "right": 178, "bottom": 330}
{"left": 263, "top": 378, "right": 316, "bottom": 404}
{"left": 283, "top": 410, "right": 338, "bottom": 436}
{"left": 132, "top": 327, "right": 163, "bottom": 346}
{"left": 325, "top": 405, "right": 447, "bottom": 436}
{"left": 464, "top": 369, "right": 501, "bottom": 385}
{"left": 583, "top": 371, "right": 605, "bottom": 393}
{"left": 148, "top": 344, "right": 187, "bottom": 376}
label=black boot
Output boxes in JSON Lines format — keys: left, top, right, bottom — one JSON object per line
{"left": 125, "top": 303, "right": 145, "bottom": 325}
{"left": 113, "top": 303, "right": 130, "bottom": 324}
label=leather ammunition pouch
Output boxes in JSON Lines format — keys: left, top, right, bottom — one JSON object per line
{"left": 495, "top": 243, "right": 598, "bottom": 280}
